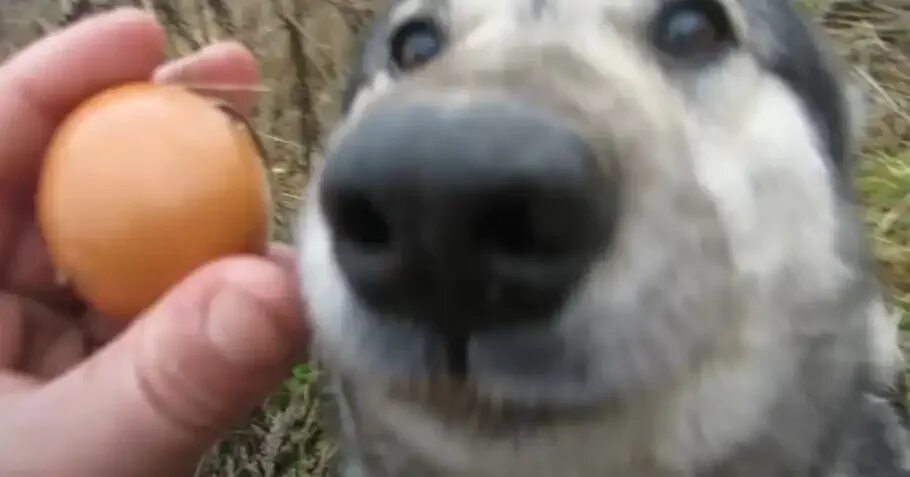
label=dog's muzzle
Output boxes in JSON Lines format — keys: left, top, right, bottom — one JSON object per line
{"left": 319, "top": 96, "right": 617, "bottom": 373}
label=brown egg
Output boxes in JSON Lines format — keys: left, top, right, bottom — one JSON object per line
{"left": 37, "top": 82, "right": 271, "bottom": 320}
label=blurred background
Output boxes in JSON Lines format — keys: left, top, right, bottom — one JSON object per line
{"left": 0, "top": 0, "right": 907, "bottom": 475}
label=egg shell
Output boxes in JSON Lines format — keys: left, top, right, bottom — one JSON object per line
{"left": 38, "top": 82, "right": 271, "bottom": 319}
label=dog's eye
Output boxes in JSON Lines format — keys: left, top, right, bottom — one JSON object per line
{"left": 652, "top": 0, "right": 735, "bottom": 62}
{"left": 390, "top": 19, "right": 445, "bottom": 72}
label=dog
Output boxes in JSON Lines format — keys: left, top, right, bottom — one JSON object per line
{"left": 295, "top": 0, "right": 910, "bottom": 475}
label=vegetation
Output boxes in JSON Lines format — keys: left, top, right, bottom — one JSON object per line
{"left": 1, "top": 1, "right": 906, "bottom": 475}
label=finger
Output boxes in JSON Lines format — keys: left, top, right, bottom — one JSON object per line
{"left": 0, "top": 293, "right": 82, "bottom": 392}
{"left": 153, "top": 41, "right": 261, "bottom": 117}
{"left": 1, "top": 217, "right": 60, "bottom": 301}
{"left": 3, "top": 256, "right": 307, "bottom": 476}
{"left": 0, "top": 8, "right": 165, "bottom": 191}
{"left": 1, "top": 215, "right": 86, "bottom": 309}
{"left": 81, "top": 242, "right": 298, "bottom": 345}
{"left": 0, "top": 293, "right": 88, "bottom": 378}
{"left": 21, "top": 315, "right": 87, "bottom": 380}
{"left": 266, "top": 243, "right": 309, "bottom": 363}
{"left": 267, "top": 242, "right": 298, "bottom": 274}
{"left": 79, "top": 309, "right": 121, "bottom": 347}
{"left": 0, "top": 373, "right": 39, "bottom": 396}
{"left": 0, "top": 295, "right": 24, "bottom": 369}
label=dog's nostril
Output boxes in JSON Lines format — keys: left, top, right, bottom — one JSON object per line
{"left": 334, "top": 194, "right": 391, "bottom": 250}
{"left": 478, "top": 195, "right": 533, "bottom": 256}
{"left": 477, "top": 193, "right": 572, "bottom": 260}
{"left": 445, "top": 334, "right": 470, "bottom": 378}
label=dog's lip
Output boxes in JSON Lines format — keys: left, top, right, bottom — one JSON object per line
{"left": 382, "top": 375, "right": 604, "bottom": 434}
{"left": 330, "top": 306, "right": 608, "bottom": 429}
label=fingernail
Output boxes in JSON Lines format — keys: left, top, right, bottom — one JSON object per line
{"left": 151, "top": 56, "right": 191, "bottom": 84}
{"left": 152, "top": 41, "right": 245, "bottom": 83}
{"left": 205, "top": 287, "right": 294, "bottom": 367}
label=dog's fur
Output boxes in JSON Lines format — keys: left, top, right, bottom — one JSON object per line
{"left": 295, "top": 0, "right": 910, "bottom": 475}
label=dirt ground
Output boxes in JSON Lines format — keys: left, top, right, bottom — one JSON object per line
{"left": 1, "top": 1, "right": 907, "bottom": 476}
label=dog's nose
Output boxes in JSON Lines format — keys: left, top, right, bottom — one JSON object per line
{"left": 320, "top": 98, "right": 616, "bottom": 337}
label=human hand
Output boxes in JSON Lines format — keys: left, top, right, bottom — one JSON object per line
{"left": 0, "top": 9, "right": 307, "bottom": 477}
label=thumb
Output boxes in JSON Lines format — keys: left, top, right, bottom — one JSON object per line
{"left": 4, "top": 255, "right": 307, "bottom": 477}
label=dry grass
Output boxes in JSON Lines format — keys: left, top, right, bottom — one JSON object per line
{"left": 814, "top": 1, "right": 910, "bottom": 318}
{"left": 0, "top": 1, "right": 907, "bottom": 476}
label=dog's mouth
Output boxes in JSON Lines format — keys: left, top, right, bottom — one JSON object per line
{"left": 329, "top": 310, "right": 615, "bottom": 433}
{"left": 382, "top": 373, "right": 604, "bottom": 434}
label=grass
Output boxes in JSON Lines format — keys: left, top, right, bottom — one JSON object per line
{"left": 0, "top": 1, "right": 907, "bottom": 476}
{"left": 818, "top": 0, "right": 910, "bottom": 321}
{"left": 194, "top": 363, "right": 335, "bottom": 476}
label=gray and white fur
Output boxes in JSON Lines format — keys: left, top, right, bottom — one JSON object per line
{"left": 295, "top": 0, "right": 910, "bottom": 475}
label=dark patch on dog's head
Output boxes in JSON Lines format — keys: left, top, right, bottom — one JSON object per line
{"left": 531, "top": 0, "right": 548, "bottom": 18}
{"left": 743, "top": 0, "right": 851, "bottom": 172}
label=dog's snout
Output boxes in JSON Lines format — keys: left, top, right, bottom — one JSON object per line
{"left": 321, "top": 98, "right": 616, "bottom": 336}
